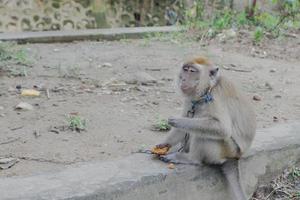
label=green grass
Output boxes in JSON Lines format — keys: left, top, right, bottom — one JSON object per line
{"left": 253, "top": 27, "right": 264, "bottom": 43}
{"left": 0, "top": 42, "right": 32, "bottom": 76}
{"left": 212, "top": 10, "right": 233, "bottom": 30}
{"left": 143, "top": 1, "right": 300, "bottom": 44}
{"left": 0, "top": 42, "right": 31, "bottom": 65}
{"left": 153, "top": 116, "right": 171, "bottom": 132}
{"left": 67, "top": 114, "right": 86, "bottom": 132}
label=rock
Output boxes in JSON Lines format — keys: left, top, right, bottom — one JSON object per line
{"left": 102, "top": 79, "right": 128, "bottom": 92}
{"left": 101, "top": 90, "right": 113, "bottom": 95}
{"left": 265, "top": 82, "right": 273, "bottom": 90}
{"left": 15, "top": 102, "right": 34, "bottom": 111}
{"left": 161, "top": 77, "right": 173, "bottom": 82}
{"left": 0, "top": 157, "right": 19, "bottom": 169}
{"left": 253, "top": 95, "right": 262, "bottom": 101}
{"left": 152, "top": 101, "right": 159, "bottom": 105}
{"left": 33, "top": 130, "right": 41, "bottom": 138}
{"left": 167, "top": 163, "right": 175, "bottom": 169}
{"left": 217, "top": 29, "right": 237, "bottom": 42}
{"left": 273, "top": 116, "right": 279, "bottom": 122}
{"left": 250, "top": 48, "right": 267, "bottom": 58}
{"left": 124, "top": 72, "right": 157, "bottom": 85}
{"left": 157, "top": 80, "right": 165, "bottom": 86}
{"left": 101, "top": 63, "right": 112, "bottom": 68}
{"left": 7, "top": 87, "right": 15, "bottom": 93}
{"left": 224, "top": 29, "right": 237, "bottom": 38}
{"left": 121, "top": 97, "right": 138, "bottom": 102}
{"left": 269, "top": 68, "right": 276, "bottom": 73}
{"left": 0, "top": 106, "right": 4, "bottom": 110}
{"left": 33, "top": 84, "right": 46, "bottom": 90}
{"left": 135, "top": 85, "right": 150, "bottom": 92}
{"left": 274, "top": 95, "right": 282, "bottom": 99}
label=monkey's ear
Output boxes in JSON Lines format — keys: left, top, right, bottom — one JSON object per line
{"left": 209, "top": 67, "right": 219, "bottom": 77}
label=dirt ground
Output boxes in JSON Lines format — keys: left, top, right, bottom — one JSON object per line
{"left": 0, "top": 34, "right": 299, "bottom": 178}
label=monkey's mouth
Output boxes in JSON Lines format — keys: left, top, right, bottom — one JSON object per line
{"left": 180, "top": 85, "right": 194, "bottom": 93}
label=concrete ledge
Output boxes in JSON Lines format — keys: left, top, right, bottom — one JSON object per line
{"left": 0, "top": 123, "right": 299, "bottom": 200}
{"left": 0, "top": 26, "right": 182, "bottom": 43}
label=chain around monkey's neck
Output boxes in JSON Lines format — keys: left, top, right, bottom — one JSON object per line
{"left": 186, "top": 85, "right": 216, "bottom": 117}
{"left": 192, "top": 76, "right": 219, "bottom": 102}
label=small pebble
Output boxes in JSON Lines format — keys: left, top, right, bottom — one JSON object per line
{"left": 274, "top": 95, "right": 282, "bottom": 99}
{"left": 253, "top": 95, "right": 262, "bottom": 101}
{"left": 101, "top": 63, "right": 112, "bottom": 68}
{"left": 265, "top": 82, "right": 273, "bottom": 90}
{"left": 15, "top": 102, "right": 34, "bottom": 111}
{"left": 168, "top": 163, "right": 175, "bottom": 169}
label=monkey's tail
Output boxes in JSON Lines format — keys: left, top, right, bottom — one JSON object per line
{"left": 221, "top": 159, "right": 247, "bottom": 200}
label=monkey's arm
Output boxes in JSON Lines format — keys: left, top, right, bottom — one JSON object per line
{"left": 157, "top": 128, "right": 187, "bottom": 147}
{"left": 168, "top": 117, "right": 229, "bottom": 140}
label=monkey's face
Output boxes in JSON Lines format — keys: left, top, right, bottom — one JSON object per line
{"left": 178, "top": 64, "right": 202, "bottom": 96}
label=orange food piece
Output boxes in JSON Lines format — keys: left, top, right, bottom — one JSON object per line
{"left": 151, "top": 146, "right": 170, "bottom": 155}
{"left": 21, "top": 89, "right": 40, "bottom": 97}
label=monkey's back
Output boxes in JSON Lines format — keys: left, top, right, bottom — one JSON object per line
{"left": 213, "top": 76, "right": 256, "bottom": 155}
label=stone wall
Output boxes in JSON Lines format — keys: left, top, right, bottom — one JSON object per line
{"left": 0, "top": 0, "right": 185, "bottom": 32}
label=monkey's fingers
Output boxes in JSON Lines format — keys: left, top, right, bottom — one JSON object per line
{"left": 156, "top": 143, "right": 171, "bottom": 149}
{"left": 159, "top": 155, "right": 172, "bottom": 163}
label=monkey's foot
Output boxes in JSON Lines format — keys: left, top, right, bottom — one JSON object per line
{"left": 159, "top": 154, "right": 174, "bottom": 163}
{"left": 159, "top": 153, "right": 200, "bottom": 166}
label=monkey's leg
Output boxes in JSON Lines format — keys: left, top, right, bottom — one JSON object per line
{"left": 168, "top": 117, "right": 228, "bottom": 140}
{"left": 221, "top": 159, "right": 247, "bottom": 200}
{"left": 159, "top": 152, "right": 201, "bottom": 166}
{"left": 158, "top": 128, "right": 188, "bottom": 147}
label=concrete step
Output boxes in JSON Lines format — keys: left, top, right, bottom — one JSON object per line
{"left": 0, "top": 26, "right": 182, "bottom": 43}
{"left": 0, "top": 122, "right": 299, "bottom": 200}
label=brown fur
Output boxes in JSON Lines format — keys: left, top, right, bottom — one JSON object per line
{"left": 186, "top": 56, "right": 211, "bottom": 66}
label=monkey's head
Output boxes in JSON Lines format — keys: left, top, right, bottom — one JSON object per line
{"left": 178, "top": 56, "right": 219, "bottom": 97}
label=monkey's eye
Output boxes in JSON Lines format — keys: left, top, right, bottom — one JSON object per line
{"left": 190, "top": 68, "right": 197, "bottom": 73}
{"left": 183, "top": 66, "right": 189, "bottom": 72}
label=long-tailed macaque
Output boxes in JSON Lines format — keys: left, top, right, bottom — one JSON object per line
{"left": 156, "top": 56, "right": 256, "bottom": 200}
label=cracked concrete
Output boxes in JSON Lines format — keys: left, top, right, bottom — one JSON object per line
{"left": 0, "top": 122, "right": 299, "bottom": 200}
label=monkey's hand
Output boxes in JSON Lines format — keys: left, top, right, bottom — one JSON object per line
{"left": 156, "top": 143, "right": 171, "bottom": 149}
{"left": 168, "top": 117, "right": 183, "bottom": 128}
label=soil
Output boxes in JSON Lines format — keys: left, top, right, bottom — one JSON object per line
{"left": 0, "top": 33, "right": 299, "bottom": 178}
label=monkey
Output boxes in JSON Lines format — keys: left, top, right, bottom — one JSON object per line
{"left": 155, "top": 56, "right": 256, "bottom": 200}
